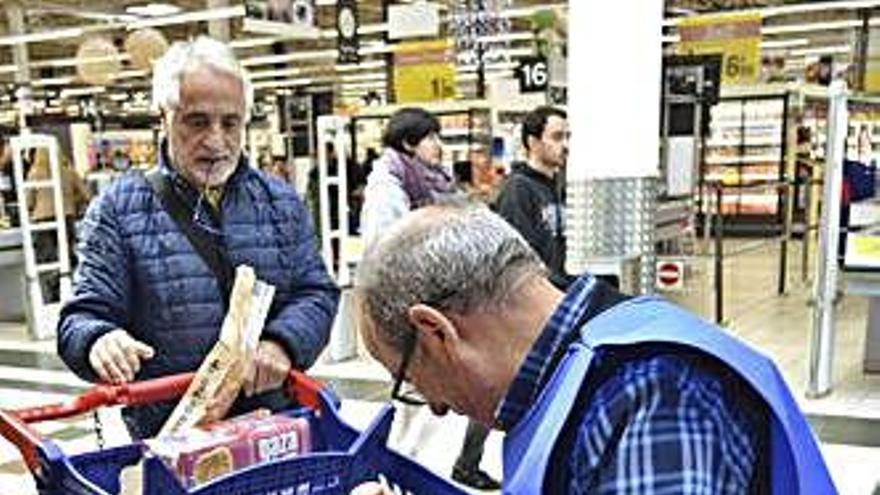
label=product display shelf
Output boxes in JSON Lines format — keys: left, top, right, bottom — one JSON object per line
{"left": 702, "top": 93, "right": 789, "bottom": 235}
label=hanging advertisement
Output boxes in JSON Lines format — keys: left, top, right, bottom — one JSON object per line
{"left": 336, "top": 0, "right": 359, "bottom": 64}
{"left": 677, "top": 13, "right": 761, "bottom": 85}
{"left": 393, "top": 39, "right": 457, "bottom": 103}
{"left": 243, "top": 0, "right": 320, "bottom": 38}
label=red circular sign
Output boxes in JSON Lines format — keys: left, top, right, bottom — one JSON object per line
{"left": 658, "top": 262, "right": 681, "bottom": 287}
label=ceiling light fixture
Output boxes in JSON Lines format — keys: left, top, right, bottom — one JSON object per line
{"left": 126, "top": 5, "right": 244, "bottom": 30}
{"left": 125, "top": 3, "right": 183, "bottom": 17}
{"left": 0, "top": 27, "right": 84, "bottom": 47}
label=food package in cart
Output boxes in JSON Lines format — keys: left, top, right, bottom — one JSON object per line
{"left": 159, "top": 265, "right": 276, "bottom": 437}
{"left": 147, "top": 410, "right": 313, "bottom": 489}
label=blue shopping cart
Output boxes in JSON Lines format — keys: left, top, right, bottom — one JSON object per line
{"left": 0, "top": 370, "right": 468, "bottom": 495}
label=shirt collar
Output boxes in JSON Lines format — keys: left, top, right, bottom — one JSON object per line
{"left": 494, "top": 274, "right": 599, "bottom": 430}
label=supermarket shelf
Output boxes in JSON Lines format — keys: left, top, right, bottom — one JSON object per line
{"left": 710, "top": 120, "right": 784, "bottom": 129}
{"left": 706, "top": 138, "right": 782, "bottom": 147}
{"left": 705, "top": 154, "right": 781, "bottom": 165}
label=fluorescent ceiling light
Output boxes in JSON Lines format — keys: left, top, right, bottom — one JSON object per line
{"left": 252, "top": 78, "right": 314, "bottom": 90}
{"left": 32, "top": 77, "right": 75, "bottom": 87}
{"left": 249, "top": 67, "right": 303, "bottom": 80}
{"left": 791, "top": 44, "right": 852, "bottom": 57}
{"left": 60, "top": 87, "right": 106, "bottom": 98}
{"left": 340, "top": 73, "right": 387, "bottom": 83}
{"left": 248, "top": 60, "right": 386, "bottom": 80}
{"left": 127, "top": 5, "right": 244, "bottom": 30}
{"left": 335, "top": 61, "right": 385, "bottom": 72}
{"left": 665, "top": 1, "right": 880, "bottom": 26}
{"left": 30, "top": 54, "right": 130, "bottom": 69}
{"left": 0, "top": 27, "right": 84, "bottom": 46}
{"left": 761, "top": 38, "right": 809, "bottom": 49}
{"left": 762, "top": 20, "right": 860, "bottom": 35}
{"left": 126, "top": 3, "right": 182, "bottom": 17}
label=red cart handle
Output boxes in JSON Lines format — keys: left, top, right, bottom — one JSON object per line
{"left": 0, "top": 369, "right": 328, "bottom": 473}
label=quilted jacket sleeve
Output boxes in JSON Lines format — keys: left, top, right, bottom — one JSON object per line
{"left": 261, "top": 195, "right": 339, "bottom": 370}
{"left": 57, "top": 185, "right": 132, "bottom": 382}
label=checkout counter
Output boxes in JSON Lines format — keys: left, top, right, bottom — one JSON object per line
{"left": 0, "top": 228, "right": 25, "bottom": 322}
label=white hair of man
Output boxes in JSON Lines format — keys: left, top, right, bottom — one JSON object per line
{"left": 356, "top": 201, "right": 546, "bottom": 353}
{"left": 151, "top": 36, "right": 253, "bottom": 116}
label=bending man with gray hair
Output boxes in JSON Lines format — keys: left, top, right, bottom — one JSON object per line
{"left": 58, "top": 37, "right": 338, "bottom": 439}
{"left": 355, "top": 202, "right": 833, "bottom": 493}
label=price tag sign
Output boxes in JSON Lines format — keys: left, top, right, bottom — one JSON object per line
{"left": 393, "top": 39, "right": 457, "bottom": 103}
{"left": 677, "top": 14, "right": 760, "bottom": 86}
{"left": 517, "top": 56, "right": 548, "bottom": 93}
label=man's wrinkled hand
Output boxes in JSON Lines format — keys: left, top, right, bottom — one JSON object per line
{"left": 243, "top": 340, "right": 291, "bottom": 397}
{"left": 88, "top": 329, "right": 155, "bottom": 384}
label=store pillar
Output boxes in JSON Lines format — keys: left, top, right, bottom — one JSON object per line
{"left": 565, "top": 0, "right": 663, "bottom": 294}
{"left": 808, "top": 81, "right": 848, "bottom": 397}
{"left": 207, "top": 0, "right": 231, "bottom": 41}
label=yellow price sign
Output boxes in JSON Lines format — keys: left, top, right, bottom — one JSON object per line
{"left": 677, "top": 14, "right": 761, "bottom": 85}
{"left": 393, "top": 39, "right": 457, "bottom": 103}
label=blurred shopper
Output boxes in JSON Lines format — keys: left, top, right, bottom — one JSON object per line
{"left": 360, "top": 108, "right": 499, "bottom": 490}
{"left": 57, "top": 37, "right": 339, "bottom": 439}
{"left": 355, "top": 201, "right": 835, "bottom": 494}
{"left": 26, "top": 149, "right": 91, "bottom": 301}
{"left": 495, "top": 106, "right": 572, "bottom": 289}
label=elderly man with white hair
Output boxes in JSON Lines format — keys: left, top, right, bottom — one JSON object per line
{"left": 57, "top": 37, "right": 339, "bottom": 439}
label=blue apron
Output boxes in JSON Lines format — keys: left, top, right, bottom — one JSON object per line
{"left": 502, "top": 296, "right": 836, "bottom": 494}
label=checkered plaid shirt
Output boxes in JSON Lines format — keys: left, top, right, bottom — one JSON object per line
{"left": 496, "top": 276, "right": 766, "bottom": 493}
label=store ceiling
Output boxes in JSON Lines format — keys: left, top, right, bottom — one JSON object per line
{"left": 1, "top": 0, "right": 877, "bottom": 118}
{"left": 0, "top": 1, "right": 548, "bottom": 94}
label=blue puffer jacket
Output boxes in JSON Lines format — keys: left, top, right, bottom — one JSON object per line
{"left": 57, "top": 152, "right": 339, "bottom": 438}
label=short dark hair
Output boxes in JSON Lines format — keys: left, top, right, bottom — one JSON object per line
{"left": 382, "top": 107, "right": 441, "bottom": 154}
{"left": 521, "top": 106, "right": 567, "bottom": 151}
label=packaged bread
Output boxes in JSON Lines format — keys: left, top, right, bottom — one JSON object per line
{"left": 160, "top": 265, "right": 276, "bottom": 436}
{"left": 148, "top": 411, "right": 312, "bottom": 489}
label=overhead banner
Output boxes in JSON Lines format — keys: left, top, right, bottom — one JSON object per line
{"left": 393, "top": 39, "right": 457, "bottom": 103}
{"left": 336, "top": 0, "right": 359, "bottom": 64}
{"left": 243, "top": 0, "right": 320, "bottom": 38}
{"left": 677, "top": 13, "right": 761, "bottom": 85}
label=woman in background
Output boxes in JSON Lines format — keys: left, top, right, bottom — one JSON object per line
{"left": 360, "top": 107, "right": 499, "bottom": 491}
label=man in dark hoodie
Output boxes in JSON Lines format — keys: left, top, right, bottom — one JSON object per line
{"left": 495, "top": 106, "right": 571, "bottom": 289}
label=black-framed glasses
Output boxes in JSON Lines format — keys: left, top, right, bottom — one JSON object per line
{"left": 390, "top": 331, "right": 427, "bottom": 406}
{"left": 388, "top": 289, "right": 458, "bottom": 407}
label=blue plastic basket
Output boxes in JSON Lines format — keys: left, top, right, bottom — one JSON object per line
{"left": 0, "top": 371, "right": 467, "bottom": 495}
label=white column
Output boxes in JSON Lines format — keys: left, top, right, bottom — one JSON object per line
{"left": 808, "top": 80, "right": 848, "bottom": 397}
{"left": 7, "top": 1, "right": 31, "bottom": 130}
{"left": 567, "top": 0, "right": 662, "bottom": 181}
{"left": 207, "top": 0, "right": 231, "bottom": 41}
{"left": 7, "top": 1, "right": 30, "bottom": 85}
{"left": 565, "top": 0, "right": 663, "bottom": 294}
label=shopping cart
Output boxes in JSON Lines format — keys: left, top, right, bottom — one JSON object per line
{"left": 0, "top": 370, "right": 468, "bottom": 494}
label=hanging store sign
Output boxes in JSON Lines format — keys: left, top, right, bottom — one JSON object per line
{"left": 677, "top": 13, "right": 761, "bottom": 86}
{"left": 336, "top": 0, "right": 359, "bottom": 64}
{"left": 243, "top": 0, "right": 320, "bottom": 39}
{"left": 866, "top": 28, "right": 880, "bottom": 93}
{"left": 393, "top": 40, "right": 457, "bottom": 103}
{"left": 388, "top": 3, "right": 440, "bottom": 40}
{"left": 517, "top": 56, "right": 549, "bottom": 93}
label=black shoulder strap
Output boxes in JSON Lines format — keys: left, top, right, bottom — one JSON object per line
{"left": 145, "top": 168, "right": 234, "bottom": 304}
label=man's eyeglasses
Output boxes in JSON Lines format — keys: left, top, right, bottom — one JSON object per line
{"left": 388, "top": 289, "right": 458, "bottom": 407}
{"left": 390, "top": 331, "right": 427, "bottom": 406}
